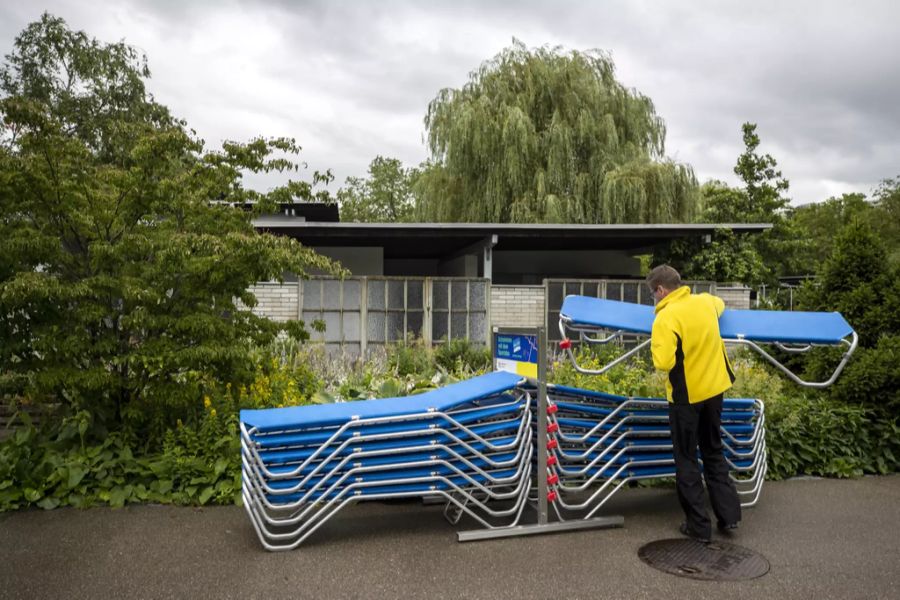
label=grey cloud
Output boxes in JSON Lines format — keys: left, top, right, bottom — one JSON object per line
{"left": 2, "top": 0, "right": 898, "bottom": 205}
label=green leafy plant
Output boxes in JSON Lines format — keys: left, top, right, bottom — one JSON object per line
{"left": 765, "top": 393, "right": 900, "bottom": 480}
{"left": 0, "top": 408, "right": 240, "bottom": 510}
{"left": 550, "top": 343, "right": 663, "bottom": 397}
{"left": 434, "top": 338, "right": 492, "bottom": 374}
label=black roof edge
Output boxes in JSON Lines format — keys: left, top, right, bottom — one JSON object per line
{"left": 252, "top": 220, "right": 772, "bottom": 232}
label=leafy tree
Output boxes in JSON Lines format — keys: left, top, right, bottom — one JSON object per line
{"left": 797, "top": 221, "right": 898, "bottom": 348}
{"left": 337, "top": 156, "right": 416, "bottom": 222}
{"left": 733, "top": 123, "right": 790, "bottom": 220}
{"left": 797, "top": 220, "right": 900, "bottom": 417}
{"left": 0, "top": 14, "right": 338, "bottom": 433}
{"left": 732, "top": 123, "right": 807, "bottom": 280}
{"left": 872, "top": 176, "right": 900, "bottom": 263}
{"left": 787, "top": 178, "right": 900, "bottom": 275}
{"left": 415, "top": 40, "right": 699, "bottom": 224}
{"left": 656, "top": 123, "right": 805, "bottom": 288}
{"left": 653, "top": 181, "right": 768, "bottom": 285}
{"left": 789, "top": 193, "right": 873, "bottom": 274}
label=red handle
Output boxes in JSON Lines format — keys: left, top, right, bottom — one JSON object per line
{"left": 547, "top": 474, "right": 559, "bottom": 486}
{"left": 559, "top": 339, "right": 572, "bottom": 350}
{"left": 546, "top": 403, "right": 558, "bottom": 415}
{"left": 547, "top": 455, "right": 558, "bottom": 467}
{"left": 547, "top": 491, "right": 558, "bottom": 503}
{"left": 547, "top": 439, "right": 559, "bottom": 451}
{"left": 547, "top": 422, "right": 559, "bottom": 434}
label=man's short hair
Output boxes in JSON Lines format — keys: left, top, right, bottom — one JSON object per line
{"left": 646, "top": 264, "right": 682, "bottom": 292}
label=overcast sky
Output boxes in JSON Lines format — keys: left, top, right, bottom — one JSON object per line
{"left": 2, "top": 0, "right": 898, "bottom": 206}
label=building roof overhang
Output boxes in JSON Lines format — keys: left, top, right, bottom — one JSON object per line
{"left": 252, "top": 220, "right": 773, "bottom": 259}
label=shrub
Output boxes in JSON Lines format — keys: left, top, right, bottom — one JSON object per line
{"left": 434, "top": 338, "right": 492, "bottom": 374}
{"left": 765, "top": 393, "right": 900, "bottom": 479}
{"left": 0, "top": 408, "right": 240, "bottom": 511}
{"left": 550, "top": 344, "right": 662, "bottom": 397}
{"left": 388, "top": 337, "right": 435, "bottom": 377}
{"left": 824, "top": 335, "right": 900, "bottom": 416}
{"left": 797, "top": 221, "right": 900, "bottom": 348}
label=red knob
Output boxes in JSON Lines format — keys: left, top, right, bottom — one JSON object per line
{"left": 547, "top": 474, "right": 559, "bottom": 486}
{"left": 547, "top": 455, "right": 558, "bottom": 467}
{"left": 559, "top": 339, "right": 572, "bottom": 350}
{"left": 547, "top": 439, "right": 559, "bottom": 451}
{"left": 547, "top": 403, "right": 558, "bottom": 415}
{"left": 547, "top": 422, "right": 559, "bottom": 434}
{"left": 547, "top": 491, "right": 558, "bottom": 503}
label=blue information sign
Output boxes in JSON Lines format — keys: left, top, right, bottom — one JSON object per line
{"left": 494, "top": 333, "right": 539, "bottom": 377}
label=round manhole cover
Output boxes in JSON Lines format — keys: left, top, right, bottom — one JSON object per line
{"left": 638, "top": 538, "right": 769, "bottom": 581}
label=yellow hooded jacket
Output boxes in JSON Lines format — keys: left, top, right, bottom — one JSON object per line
{"left": 650, "top": 286, "right": 735, "bottom": 404}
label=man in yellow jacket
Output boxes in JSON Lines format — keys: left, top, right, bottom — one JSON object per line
{"left": 647, "top": 265, "right": 741, "bottom": 543}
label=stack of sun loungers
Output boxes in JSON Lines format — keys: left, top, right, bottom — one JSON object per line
{"left": 541, "top": 384, "right": 766, "bottom": 522}
{"left": 240, "top": 371, "right": 533, "bottom": 551}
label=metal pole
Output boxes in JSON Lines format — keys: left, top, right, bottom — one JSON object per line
{"left": 536, "top": 326, "right": 548, "bottom": 525}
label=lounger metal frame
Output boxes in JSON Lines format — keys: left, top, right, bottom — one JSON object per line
{"left": 558, "top": 296, "right": 858, "bottom": 388}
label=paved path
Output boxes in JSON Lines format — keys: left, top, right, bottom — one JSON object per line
{"left": 2, "top": 475, "right": 899, "bottom": 599}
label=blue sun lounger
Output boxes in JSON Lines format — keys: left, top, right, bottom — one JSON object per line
{"left": 558, "top": 295, "right": 858, "bottom": 388}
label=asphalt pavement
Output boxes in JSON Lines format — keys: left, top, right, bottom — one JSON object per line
{"left": 2, "top": 475, "right": 899, "bottom": 599}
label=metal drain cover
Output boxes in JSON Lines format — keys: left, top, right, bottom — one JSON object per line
{"left": 638, "top": 538, "right": 770, "bottom": 581}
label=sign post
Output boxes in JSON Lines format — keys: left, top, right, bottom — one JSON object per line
{"left": 458, "top": 326, "right": 623, "bottom": 541}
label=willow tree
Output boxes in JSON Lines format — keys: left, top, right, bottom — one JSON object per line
{"left": 415, "top": 41, "right": 699, "bottom": 223}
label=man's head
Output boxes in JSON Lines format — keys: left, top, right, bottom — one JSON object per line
{"left": 646, "top": 264, "right": 682, "bottom": 301}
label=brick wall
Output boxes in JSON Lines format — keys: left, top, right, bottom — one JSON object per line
{"left": 247, "top": 282, "right": 299, "bottom": 322}
{"left": 490, "top": 285, "right": 545, "bottom": 328}
{"left": 716, "top": 286, "right": 752, "bottom": 310}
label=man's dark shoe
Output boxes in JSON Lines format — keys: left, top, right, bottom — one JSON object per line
{"left": 680, "top": 522, "right": 711, "bottom": 544}
{"left": 717, "top": 521, "right": 739, "bottom": 534}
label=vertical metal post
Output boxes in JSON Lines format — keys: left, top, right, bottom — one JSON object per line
{"left": 360, "top": 278, "right": 368, "bottom": 357}
{"left": 296, "top": 279, "right": 304, "bottom": 320}
{"left": 536, "top": 326, "right": 548, "bottom": 525}
{"left": 424, "top": 279, "right": 433, "bottom": 345}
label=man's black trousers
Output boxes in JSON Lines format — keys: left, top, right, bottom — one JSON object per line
{"left": 668, "top": 393, "right": 742, "bottom": 538}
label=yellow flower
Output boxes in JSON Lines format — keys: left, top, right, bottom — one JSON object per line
{"left": 203, "top": 396, "right": 212, "bottom": 409}
{"left": 176, "top": 419, "right": 183, "bottom": 428}
{"left": 210, "top": 408, "right": 217, "bottom": 417}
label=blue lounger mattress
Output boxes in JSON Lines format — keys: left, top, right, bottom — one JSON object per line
{"left": 248, "top": 401, "right": 525, "bottom": 448}
{"left": 241, "top": 370, "right": 524, "bottom": 432}
{"left": 559, "top": 295, "right": 854, "bottom": 345}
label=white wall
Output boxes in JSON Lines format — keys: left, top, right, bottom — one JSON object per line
{"left": 716, "top": 286, "right": 752, "bottom": 310}
{"left": 247, "top": 282, "right": 298, "bottom": 322}
{"left": 490, "top": 285, "right": 545, "bottom": 328}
